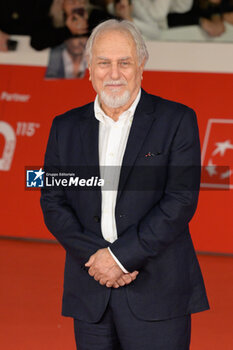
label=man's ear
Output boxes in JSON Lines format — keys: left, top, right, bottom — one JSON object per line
{"left": 140, "top": 57, "right": 146, "bottom": 71}
{"left": 88, "top": 66, "right": 92, "bottom": 81}
{"left": 139, "top": 58, "right": 146, "bottom": 80}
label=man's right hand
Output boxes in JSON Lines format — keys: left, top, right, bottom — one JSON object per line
{"left": 85, "top": 248, "right": 139, "bottom": 288}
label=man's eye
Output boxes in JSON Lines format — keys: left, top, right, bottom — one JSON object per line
{"left": 99, "top": 62, "right": 109, "bottom": 66}
{"left": 120, "top": 61, "right": 130, "bottom": 66}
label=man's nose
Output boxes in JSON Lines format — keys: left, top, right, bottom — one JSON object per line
{"left": 110, "top": 63, "right": 121, "bottom": 80}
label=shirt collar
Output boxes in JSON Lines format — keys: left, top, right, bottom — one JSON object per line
{"left": 94, "top": 89, "right": 141, "bottom": 125}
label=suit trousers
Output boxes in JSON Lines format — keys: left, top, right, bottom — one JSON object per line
{"left": 73, "top": 287, "right": 191, "bottom": 350}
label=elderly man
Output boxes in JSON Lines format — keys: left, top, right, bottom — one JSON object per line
{"left": 41, "top": 19, "right": 209, "bottom": 350}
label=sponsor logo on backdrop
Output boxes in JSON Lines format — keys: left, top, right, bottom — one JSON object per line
{"left": 0, "top": 121, "right": 40, "bottom": 171}
{"left": 1, "top": 91, "right": 30, "bottom": 102}
{"left": 201, "top": 119, "right": 233, "bottom": 189}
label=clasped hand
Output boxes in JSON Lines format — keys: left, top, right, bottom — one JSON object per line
{"left": 85, "top": 248, "right": 138, "bottom": 288}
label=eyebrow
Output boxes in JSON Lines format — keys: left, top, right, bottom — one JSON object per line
{"left": 96, "top": 56, "right": 132, "bottom": 61}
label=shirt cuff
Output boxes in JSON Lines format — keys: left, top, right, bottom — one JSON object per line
{"left": 108, "top": 247, "right": 129, "bottom": 273}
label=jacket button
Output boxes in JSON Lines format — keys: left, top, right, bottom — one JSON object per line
{"left": 93, "top": 215, "right": 100, "bottom": 223}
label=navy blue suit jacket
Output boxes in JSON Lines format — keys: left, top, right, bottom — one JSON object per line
{"left": 40, "top": 89, "right": 210, "bottom": 322}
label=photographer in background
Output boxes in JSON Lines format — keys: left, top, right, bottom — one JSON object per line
{"left": 45, "top": 36, "right": 88, "bottom": 79}
{"left": 49, "top": 0, "right": 89, "bottom": 37}
{"left": 31, "top": 0, "right": 115, "bottom": 50}
{"left": 168, "top": 0, "right": 233, "bottom": 37}
{"left": 0, "top": 0, "right": 35, "bottom": 51}
{"left": 199, "top": 0, "right": 233, "bottom": 36}
{"left": 113, "top": 0, "right": 133, "bottom": 21}
{"left": 107, "top": 0, "right": 194, "bottom": 40}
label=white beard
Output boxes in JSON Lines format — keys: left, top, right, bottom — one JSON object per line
{"left": 100, "top": 89, "right": 130, "bottom": 109}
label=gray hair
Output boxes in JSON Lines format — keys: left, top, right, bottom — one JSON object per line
{"left": 85, "top": 19, "right": 149, "bottom": 66}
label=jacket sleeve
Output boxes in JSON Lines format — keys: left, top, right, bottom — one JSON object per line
{"left": 40, "top": 118, "right": 108, "bottom": 264}
{"left": 110, "top": 107, "right": 201, "bottom": 272}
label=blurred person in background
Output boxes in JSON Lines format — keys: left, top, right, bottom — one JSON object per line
{"left": 89, "top": 0, "right": 114, "bottom": 9}
{"left": 168, "top": 0, "right": 233, "bottom": 37}
{"left": 0, "top": 31, "right": 10, "bottom": 52}
{"left": 107, "top": 0, "right": 194, "bottom": 40}
{"left": 45, "top": 35, "right": 88, "bottom": 78}
{"left": 0, "top": 0, "right": 35, "bottom": 51}
{"left": 31, "top": 0, "right": 115, "bottom": 50}
{"left": 222, "top": 0, "right": 233, "bottom": 24}
{"left": 199, "top": 0, "right": 233, "bottom": 36}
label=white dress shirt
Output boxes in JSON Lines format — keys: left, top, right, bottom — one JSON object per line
{"left": 94, "top": 89, "right": 141, "bottom": 273}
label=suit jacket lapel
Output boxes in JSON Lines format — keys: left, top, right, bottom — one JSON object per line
{"left": 78, "top": 104, "right": 101, "bottom": 201}
{"left": 117, "top": 90, "right": 158, "bottom": 202}
{"left": 78, "top": 103, "right": 99, "bottom": 167}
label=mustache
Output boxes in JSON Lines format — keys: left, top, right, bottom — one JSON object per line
{"left": 103, "top": 80, "right": 127, "bottom": 86}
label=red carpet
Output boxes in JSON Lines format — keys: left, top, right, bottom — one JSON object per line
{"left": 0, "top": 239, "right": 232, "bottom": 350}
